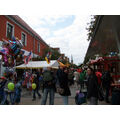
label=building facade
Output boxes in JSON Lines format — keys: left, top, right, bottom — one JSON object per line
{"left": 0, "top": 15, "right": 49, "bottom": 58}
{"left": 84, "top": 15, "right": 120, "bottom": 80}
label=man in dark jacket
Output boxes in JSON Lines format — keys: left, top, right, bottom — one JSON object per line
{"left": 87, "top": 67, "right": 98, "bottom": 105}
{"left": 101, "top": 71, "right": 113, "bottom": 103}
{"left": 41, "top": 67, "right": 56, "bottom": 105}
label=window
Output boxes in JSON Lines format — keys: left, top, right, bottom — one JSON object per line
{"left": 38, "top": 43, "right": 40, "bottom": 53}
{"left": 6, "top": 22, "right": 14, "bottom": 39}
{"left": 21, "top": 32, "right": 27, "bottom": 46}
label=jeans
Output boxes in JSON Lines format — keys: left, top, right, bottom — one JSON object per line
{"left": 62, "top": 96, "right": 68, "bottom": 105}
{"left": 3, "top": 91, "right": 14, "bottom": 105}
{"left": 33, "top": 88, "right": 41, "bottom": 99}
{"left": 89, "top": 97, "right": 98, "bottom": 105}
{"left": 41, "top": 88, "right": 55, "bottom": 105}
{"left": 0, "top": 91, "right": 6, "bottom": 105}
{"left": 14, "top": 89, "right": 21, "bottom": 104}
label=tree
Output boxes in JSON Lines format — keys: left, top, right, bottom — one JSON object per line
{"left": 86, "top": 15, "right": 98, "bottom": 41}
{"left": 42, "top": 47, "right": 61, "bottom": 60}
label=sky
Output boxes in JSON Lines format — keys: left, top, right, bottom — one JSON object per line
{"left": 20, "top": 15, "right": 91, "bottom": 65}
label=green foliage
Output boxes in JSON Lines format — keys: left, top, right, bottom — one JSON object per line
{"left": 42, "top": 47, "right": 61, "bottom": 60}
{"left": 86, "top": 15, "right": 98, "bottom": 41}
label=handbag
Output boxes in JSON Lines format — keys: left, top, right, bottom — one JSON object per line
{"left": 57, "top": 87, "right": 64, "bottom": 94}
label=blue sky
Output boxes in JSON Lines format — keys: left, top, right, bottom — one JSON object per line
{"left": 20, "top": 15, "right": 91, "bottom": 65}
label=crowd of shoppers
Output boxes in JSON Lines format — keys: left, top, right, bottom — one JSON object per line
{"left": 0, "top": 65, "right": 114, "bottom": 105}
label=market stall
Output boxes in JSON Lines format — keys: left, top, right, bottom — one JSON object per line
{"left": 16, "top": 60, "right": 60, "bottom": 69}
{"left": 90, "top": 56, "right": 120, "bottom": 81}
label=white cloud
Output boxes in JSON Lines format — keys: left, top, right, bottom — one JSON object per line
{"left": 41, "top": 15, "right": 70, "bottom": 25}
{"left": 20, "top": 15, "right": 91, "bottom": 65}
{"left": 20, "top": 15, "right": 69, "bottom": 27}
{"left": 20, "top": 16, "right": 46, "bottom": 27}
{"left": 46, "top": 15, "right": 91, "bottom": 65}
{"left": 35, "top": 28, "right": 51, "bottom": 39}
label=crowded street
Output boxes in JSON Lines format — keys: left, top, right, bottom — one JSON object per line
{"left": 19, "top": 86, "right": 110, "bottom": 105}
{"left": 1, "top": 2, "right": 120, "bottom": 120}
{"left": 0, "top": 15, "right": 120, "bottom": 105}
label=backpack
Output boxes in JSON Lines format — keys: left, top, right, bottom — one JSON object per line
{"left": 43, "top": 71, "right": 53, "bottom": 82}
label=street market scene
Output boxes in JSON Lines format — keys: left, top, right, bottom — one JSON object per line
{"left": 0, "top": 15, "right": 120, "bottom": 105}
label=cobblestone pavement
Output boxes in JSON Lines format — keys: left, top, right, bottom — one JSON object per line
{"left": 19, "top": 86, "right": 110, "bottom": 105}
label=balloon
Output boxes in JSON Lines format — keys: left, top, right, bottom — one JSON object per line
{"left": 32, "top": 83, "right": 36, "bottom": 90}
{"left": 4, "top": 68, "right": 14, "bottom": 76}
{"left": 8, "top": 82, "right": 15, "bottom": 91}
{"left": 0, "top": 47, "right": 9, "bottom": 55}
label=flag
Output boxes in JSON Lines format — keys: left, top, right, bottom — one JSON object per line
{"left": 57, "top": 56, "right": 62, "bottom": 62}
{"left": 45, "top": 51, "right": 51, "bottom": 64}
{"left": 24, "top": 51, "right": 32, "bottom": 64}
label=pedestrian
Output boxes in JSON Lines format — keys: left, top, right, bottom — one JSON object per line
{"left": 24, "top": 70, "right": 32, "bottom": 90}
{"left": 41, "top": 67, "right": 56, "bottom": 105}
{"left": 0, "top": 77, "right": 7, "bottom": 105}
{"left": 68, "top": 68, "right": 74, "bottom": 86}
{"left": 73, "top": 69, "right": 80, "bottom": 89}
{"left": 79, "top": 69, "right": 86, "bottom": 90}
{"left": 13, "top": 80, "right": 22, "bottom": 105}
{"left": 101, "top": 70, "right": 113, "bottom": 103}
{"left": 56, "top": 66, "right": 71, "bottom": 105}
{"left": 86, "top": 67, "right": 98, "bottom": 105}
{"left": 4, "top": 73, "right": 15, "bottom": 105}
{"left": 95, "top": 70, "right": 102, "bottom": 87}
{"left": 32, "top": 71, "right": 41, "bottom": 101}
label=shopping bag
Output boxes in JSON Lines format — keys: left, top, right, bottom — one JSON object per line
{"left": 75, "top": 90, "right": 86, "bottom": 105}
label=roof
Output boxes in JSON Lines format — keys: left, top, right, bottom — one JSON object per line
{"left": 6, "top": 15, "right": 49, "bottom": 47}
{"left": 84, "top": 15, "right": 120, "bottom": 62}
{"left": 16, "top": 60, "right": 59, "bottom": 69}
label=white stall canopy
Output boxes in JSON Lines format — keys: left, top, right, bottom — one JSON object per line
{"left": 16, "top": 60, "right": 59, "bottom": 69}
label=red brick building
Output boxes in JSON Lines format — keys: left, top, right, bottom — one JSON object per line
{"left": 0, "top": 15, "right": 49, "bottom": 57}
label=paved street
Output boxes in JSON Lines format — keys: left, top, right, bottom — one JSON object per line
{"left": 20, "top": 86, "right": 78, "bottom": 105}
{"left": 19, "top": 86, "right": 110, "bottom": 105}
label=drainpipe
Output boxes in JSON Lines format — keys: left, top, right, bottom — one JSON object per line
{"left": 33, "top": 36, "right": 35, "bottom": 58}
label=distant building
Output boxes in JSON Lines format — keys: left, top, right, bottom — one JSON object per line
{"left": 61, "top": 53, "right": 65, "bottom": 59}
{"left": 52, "top": 47, "right": 60, "bottom": 53}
